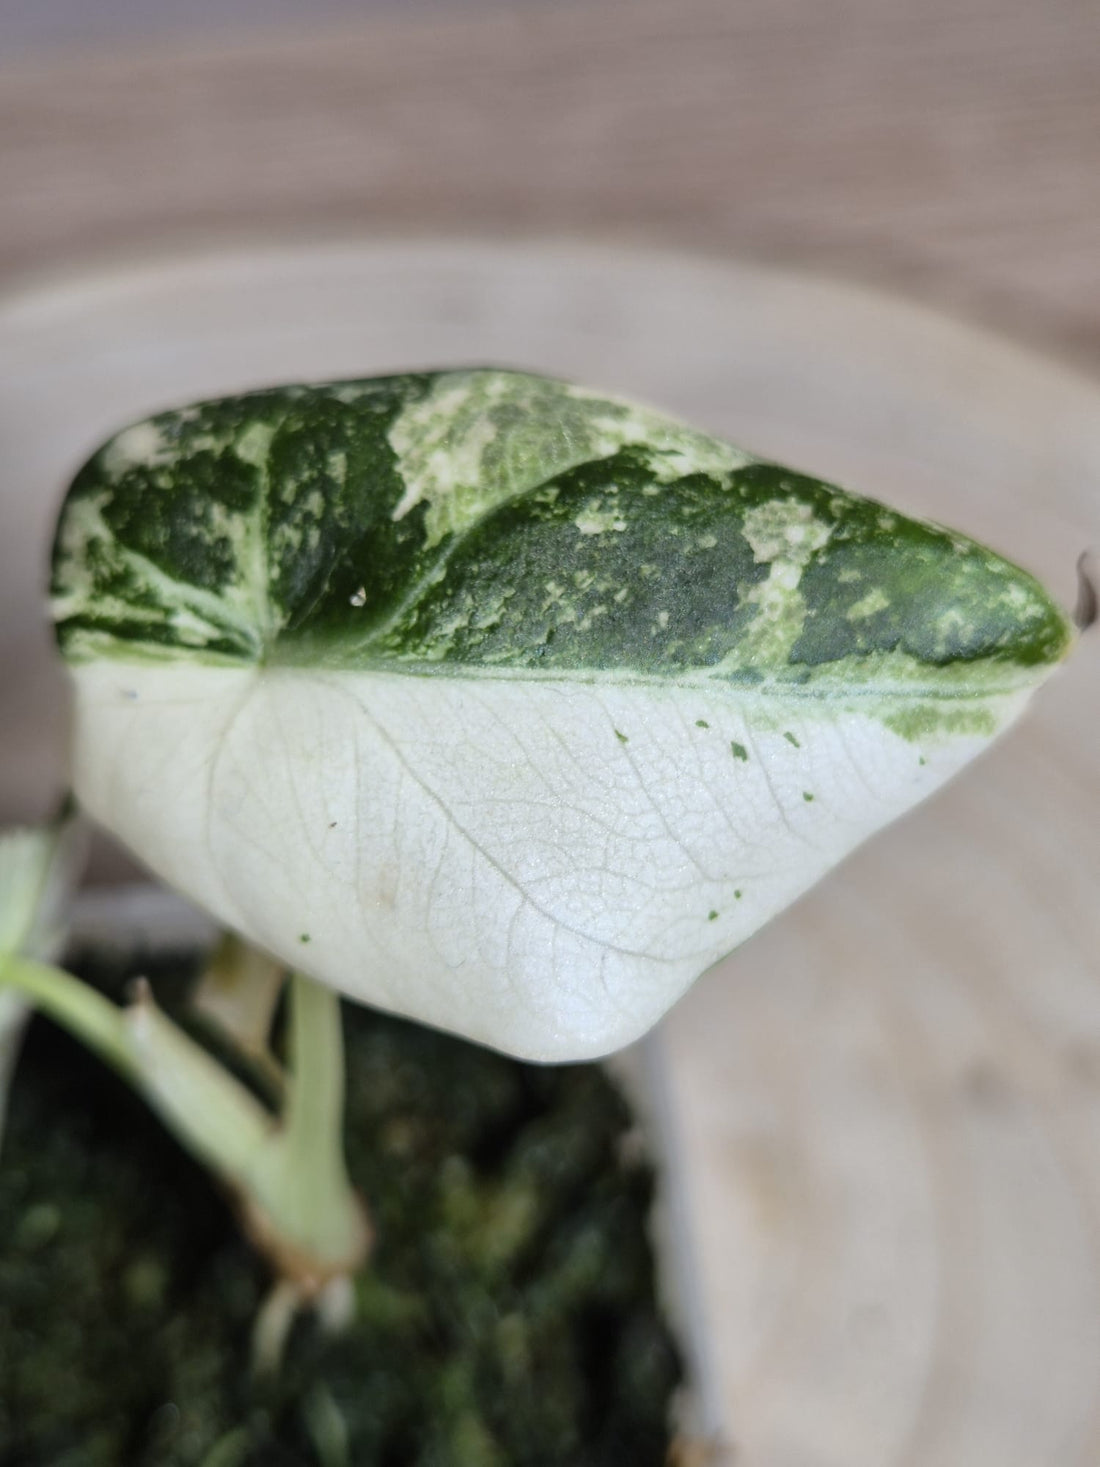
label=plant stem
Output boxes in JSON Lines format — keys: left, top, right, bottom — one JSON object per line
{"left": 0, "top": 954, "right": 274, "bottom": 1177}
{"left": 0, "top": 950, "right": 371, "bottom": 1285}
{"left": 191, "top": 932, "right": 286, "bottom": 1094}
{"left": 287, "top": 974, "right": 349, "bottom": 1196}
{"left": 125, "top": 978, "right": 274, "bottom": 1178}
{"left": 0, "top": 954, "right": 368, "bottom": 1291}
{"left": 239, "top": 973, "right": 370, "bottom": 1288}
{"left": 0, "top": 954, "right": 135, "bottom": 1078}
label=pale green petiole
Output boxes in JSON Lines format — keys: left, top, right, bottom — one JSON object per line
{"left": 1, "top": 954, "right": 135, "bottom": 1079}
{"left": 237, "top": 972, "right": 371, "bottom": 1287}
{"left": 124, "top": 975, "right": 273, "bottom": 1179}
{"left": 192, "top": 931, "right": 287, "bottom": 1095}
{"left": 0, "top": 950, "right": 369, "bottom": 1289}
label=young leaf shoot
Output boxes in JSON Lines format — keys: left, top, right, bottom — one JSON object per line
{"left": 50, "top": 370, "right": 1073, "bottom": 1060}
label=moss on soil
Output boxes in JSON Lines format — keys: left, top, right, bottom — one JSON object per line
{"left": 0, "top": 951, "right": 680, "bottom": 1466}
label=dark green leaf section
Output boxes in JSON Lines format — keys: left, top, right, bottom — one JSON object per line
{"left": 375, "top": 449, "right": 770, "bottom": 674}
{"left": 51, "top": 369, "right": 1072, "bottom": 684}
{"left": 782, "top": 471, "right": 1071, "bottom": 670}
{"left": 374, "top": 455, "right": 1069, "bottom": 679}
{"left": 51, "top": 376, "right": 442, "bottom": 662}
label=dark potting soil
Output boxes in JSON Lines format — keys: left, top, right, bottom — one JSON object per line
{"left": 0, "top": 951, "right": 681, "bottom": 1466}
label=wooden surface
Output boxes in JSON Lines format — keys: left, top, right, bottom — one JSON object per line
{"left": 1, "top": 8, "right": 1100, "bottom": 1464}
{"left": 2, "top": 0, "right": 1100, "bottom": 366}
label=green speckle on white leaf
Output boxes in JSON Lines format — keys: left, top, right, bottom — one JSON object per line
{"left": 50, "top": 369, "right": 1073, "bottom": 1060}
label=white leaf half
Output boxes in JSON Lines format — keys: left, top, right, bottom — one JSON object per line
{"left": 70, "top": 660, "right": 1032, "bottom": 1059}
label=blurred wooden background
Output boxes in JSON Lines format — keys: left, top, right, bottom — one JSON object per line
{"left": 2, "top": 0, "right": 1100, "bottom": 367}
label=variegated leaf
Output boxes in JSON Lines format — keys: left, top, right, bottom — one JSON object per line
{"left": 51, "top": 370, "right": 1071, "bottom": 1059}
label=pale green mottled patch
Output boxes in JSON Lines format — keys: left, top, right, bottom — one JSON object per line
{"left": 574, "top": 501, "right": 628, "bottom": 536}
{"left": 387, "top": 370, "right": 748, "bottom": 548}
{"left": 719, "top": 497, "right": 833, "bottom": 666}
{"left": 846, "top": 586, "right": 891, "bottom": 620}
{"left": 741, "top": 498, "right": 832, "bottom": 565}
{"left": 100, "top": 420, "right": 178, "bottom": 477}
{"left": 884, "top": 702, "right": 999, "bottom": 744}
{"left": 235, "top": 421, "right": 277, "bottom": 468}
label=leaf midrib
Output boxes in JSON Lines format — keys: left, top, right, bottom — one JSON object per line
{"left": 68, "top": 641, "right": 1039, "bottom": 705}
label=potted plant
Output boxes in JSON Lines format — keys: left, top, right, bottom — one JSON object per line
{"left": 0, "top": 368, "right": 1074, "bottom": 1463}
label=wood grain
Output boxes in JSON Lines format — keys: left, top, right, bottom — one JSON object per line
{"left": 1, "top": 0, "right": 1100, "bottom": 365}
